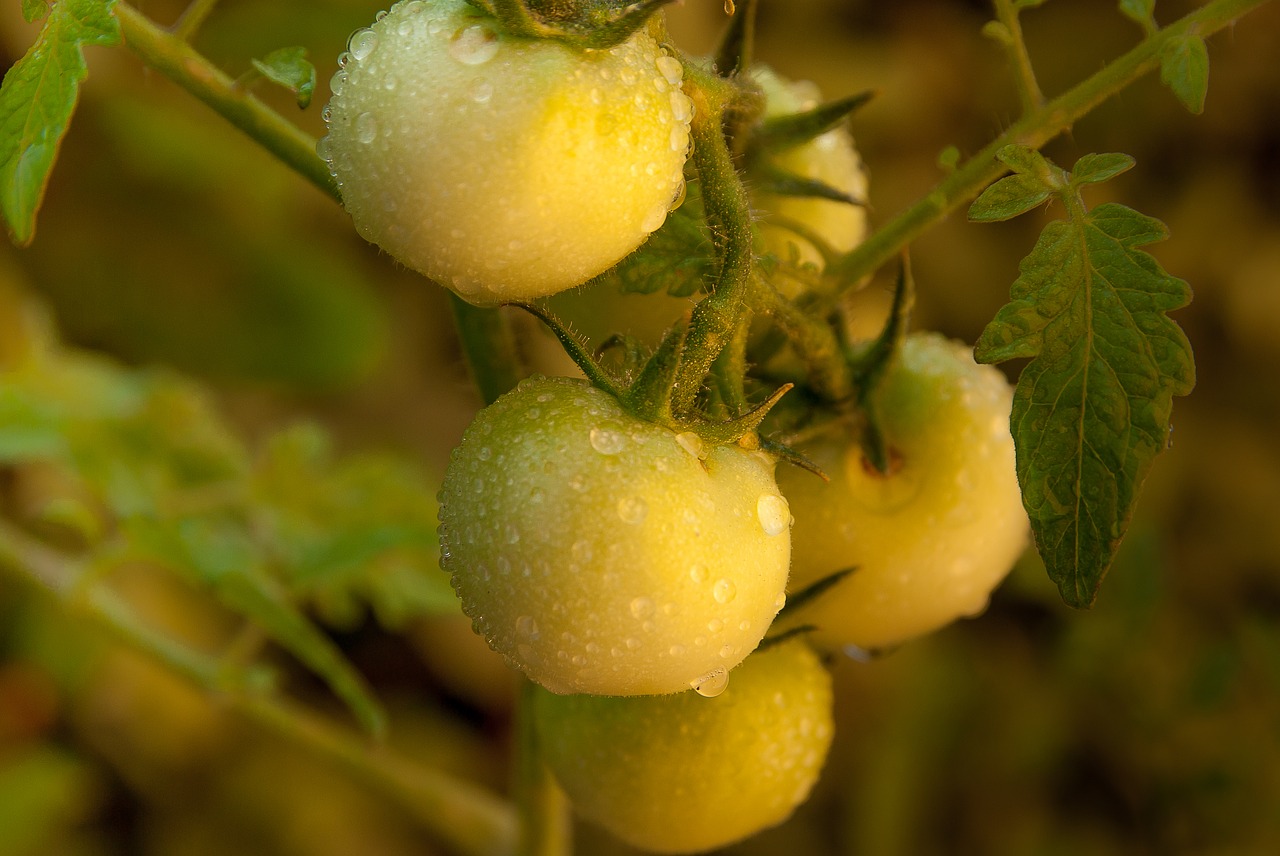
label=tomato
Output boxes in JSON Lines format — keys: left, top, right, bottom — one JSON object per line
{"left": 750, "top": 66, "right": 867, "bottom": 280}
{"left": 777, "top": 333, "right": 1028, "bottom": 651}
{"left": 533, "top": 639, "right": 833, "bottom": 854}
{"left": 318, "top": 0, "right": 693, "bottom": 305}
{"left": 437, "top": 376, "right": 792, "bottom": 696}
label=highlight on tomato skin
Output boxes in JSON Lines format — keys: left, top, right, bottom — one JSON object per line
{"left": 533, "top": 639, "right": 835, "bottom": 854}
{"left": 778, "top": 333, "right": 1030, "bottom": 652}
{"left": 318, "top": 0, "right": 693, "bottom": 305}
{"left": 436, "top": 376, "right": 793, "bottom": 698}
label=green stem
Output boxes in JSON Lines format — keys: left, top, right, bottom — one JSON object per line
{"left": 172, "top": 0, "right": 223, "bottom": 42}
{"left": 114, "top": 2, "right": 339, "bottom": 202}
{"left": 826, "top": 0, "right": 1274, "bottom": 287}
{"left": 514, "top": 680, "right": 572, "bottom": 856}
{"left": 0, "top": 522, "right": 519, "bottom": 856}
{"left": 747, "top": 276, "right": 851, "bottom": 402}
{"left": 672, "top": 69, "right": 756, "bottom": 417}
{"left": 449, "top": 295, "right": 524, "bottom": 406}
{"left": 992, "top": 0, "right": 1044, "bottom": 114}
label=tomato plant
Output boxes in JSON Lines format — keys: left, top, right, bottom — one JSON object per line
{"left": 3, "top": 1, "right": 1275, "bottom": 855}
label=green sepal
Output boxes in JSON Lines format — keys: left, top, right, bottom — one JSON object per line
{"left": 480, "top": 0, "right": 677, "bottom": 49}
{"left": 713, "top": 0, "right": 758, "bottom": 76}
{"left": 846, "top": 259, "right": 914, "bottom": 474}
{"left": 1118, "top": 0, "right": 1157, "bottom": 33}
{"left": 249, "top": 47, "right": 316, "bottom": 110}
{"left": 777, "top": 568, "right": 856, "bottom": 620}
{"left": 674, "top": 382, "right": 793, "bottom": 447}
{"left": 511, "top": 302, "right": 624, "bottom": 400}
{"left": 753, "top": 91, "right": 874, "bottom": 153}
{"left": 757, "top": 624, "right": 817, "bottom": 652}
{"left": 753, "top": 162, "right": 865, "bottom": 206}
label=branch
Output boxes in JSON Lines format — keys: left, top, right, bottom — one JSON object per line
{"left": 826, "top": 0, "right": 1274, "bottom": 286}
{"left": 0, "top": 521, "right": 519, "bottom": 856}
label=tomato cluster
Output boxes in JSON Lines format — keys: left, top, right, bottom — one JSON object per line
{"left": 325, "top": 2, "right": 1027, "bottom": 852}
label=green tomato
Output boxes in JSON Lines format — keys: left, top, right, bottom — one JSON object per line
{"left": 751, "top": 66, "right": 867, "bottom": 280}
{"left": 320, "top": 0, "right": 692, "bottom": 305}
{"left": 778, "top": 333, "right": 1028, "bottom": 651}
{"left": 438, "top": 377, "right": 792, "bottom": 696}
{"left": 534, "top": 639, "right": 833, "bottom": 854}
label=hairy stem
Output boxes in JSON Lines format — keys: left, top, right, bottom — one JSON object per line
{"left": 992, "top": 0, "right": 1044, "bottom": 114}
{"left": 172, "top": 0, "right": 223, "bottom": 42}
{"left": 0, "top": 521, "right": 519, "bottom": 856}
{"left": 114, "top": 2, "right": 339, "bottom": 201}
{"left": 826, "top": 0, "right": 1273, "bottom": 286}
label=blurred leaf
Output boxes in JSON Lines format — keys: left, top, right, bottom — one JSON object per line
{"left": 592, "top": 183, "right": 713, "bottom": 298}
{"left": 1118, "top": 0, "right": 1157, "bottom": 32}
{"left": 0, "top": 0, "right": 120, "bottom": 245}
{"left": 1160, "top": 34, "right": 1210, "bottom": 114}
{"left": 0, "top": 747, "right": 94, "bottom": 856}
{"left": 976, "top": 196, "right": 1195, "bottom": 607}
{"left": 250, "top": 46, "right": 317, "bottom": 109}
{"left": 21, "top": 0, "right": 49, "bottom": 23}
{"left": 122, "top": 515, "right": 387, "bottom": 737}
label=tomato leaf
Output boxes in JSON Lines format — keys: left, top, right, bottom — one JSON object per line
{"left": 975, "top": 192, "right": 1195, "bottom": 607}
{"left": 250, "top": 46, "right": 316, "bottom": 110}
{"left": 1160, "top": 34, "right": 1210, "bottom": 114}
{"left": 968, "top": 174, "right": 1052, "bottom": 221}
{"left": 0, "top": 0, "right": 120, "bottom": 245}
{"left": 21, "top": 0, "right": 50, "bottom": 23}
{"left": 1118, "top": 0, "right": 1157, "bottom": 32}
{"left": 1069, "top": 152, "right": 1136, "bottom": 187}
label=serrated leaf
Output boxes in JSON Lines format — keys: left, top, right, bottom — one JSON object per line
{"left": 976, "top": 202, "right": 1194, "bottom": 607}
{"left": 0, "top": 0, "right": 120, "bottom": 245}
{"left": 968, "top": 174, "right": 1053, "bottom": 222}
{"left": 1160, "top": 34, "right": 1209, "bottom": 114}
{"left": 250, "top": 47, "right": 316, "bottom": 110}
{"left": 593, "top": 183, "right": 713, "bottom": 298}
{"left": 1070, "top": 152, "right": 1136, "bottom": 187}
{"left": 1118, "top": 0, "right": 1156, "bottom": 31}
{"left": 22, "top": 0, "right": 49, "bottom": 23}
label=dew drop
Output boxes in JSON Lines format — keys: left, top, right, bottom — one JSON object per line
{"left": 707, "top": 618, "right": 724, "bottom": 633}
{"left": 625, "top": 637, "right": 642, "bottom": 650}
{"left": 315, "top": 135, "right": 331, "bottom": 160}
{"left": 571, "top": 654, "right": 588, "bottom": 667}
{"left": 719, "top": 644, "right": 736, "bottom": 659}
{"left": 589, "top": 427, "right": 626, "bottom": 454}
{"left": 617, "top": 495, "right": 648, "bottom": 524}
{"left": 515, "top": 615, "right": 539, "bottom": 639}
{"left": 674, "top": 431, "right": 703, "bottom": 459}
{"left": 629, "top": 597, "right": 655, "bottom": 620}
{"left": 640, "top": 203, "right": 668, "bottom": 234}
{"left": 329, "top": 69, "right": 348, "bottom": 97}
{"left": 449, "top": 24, "right": 500, "bottom": 65}
{"left": 355, "top": 112, "right": 378, "bottom": 144}
{"left": 471, "top": 81, "right": 494, "bottom": 103}
{"left": 713, "top": 579, "right": 737, "bottom": 604}
{"left": 757, "top": 494, "right": 791, "bottom": 537}
{"left": 348, "top": 28, "right": 378, "bottom": 62}
{"left": 655, "top": 55, "right": 683, "bottom": 86}
{"left": 691, "top": 667, "right": 729, "bottom": 697}
{"left": 669, "top": 644, "right": 686, "bottom": 657}
{"left": 690, "top": 564, "right": 709, "bottom": 584}
{"left": 774, "top": 591, "right": 787, "bottom": 610}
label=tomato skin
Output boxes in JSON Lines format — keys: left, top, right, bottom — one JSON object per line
{"left": 778, "top": 333, "right": 1028, "bottom": 650}
{"left": 320, "top": 0, "right": 692, "bottom": 305}
{"left": 438, "top": 377, "right": 792, "bottom": 696}
{"left": 534, "top": 639, "right": 833, "bottom": 854}
{"left": 751, "top": 67, "right": 867, "bottom": 280}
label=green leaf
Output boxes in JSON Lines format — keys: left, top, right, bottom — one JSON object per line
{"left": 1118, "top": 0, "right": 1156, "bottom": 31}
{"left": 996, "top": 144, "right": 1057, "bottom": 181}
{"left": 975, "top": 201, "right": 1194, "bottom": 607}
{"left": 124, "top": 515, "right": 387, "bottom": 737}
{"left": 968, "top": 174, "right": 1052, "bottom": 222}
{"left": 21, "top": 0, "right": 49, "bottom": 23}
{"left": 1160, "top": 34, "right": 1210, "bottom": 114}
{"left": 593, "top": 183, "right": 714, "bottom": 298}
{"left": 250, "top": 47, "right": 316, "bottom": 110}
{"left": 0, "top": 0, "right": 120, "bottom": 245}
{"left": 1070, "top": 152, "right": 1136, "bottom": 187}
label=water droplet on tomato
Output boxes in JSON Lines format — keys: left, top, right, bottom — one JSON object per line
{"left": 655, "top": 54, "right": 683, "bottom": 86}
{"left": 629, "top": 597, "right": 655, "bottom": 620}
{"left": 617, "top": 496, "right": 648, "bottom": 524}
{"left": 471, "top": 81, "right": 493, "bottom": 103}
{"left": 674, "top": 431, "right": 703, "bottom": 458}
{"left": 669, "top": 644, "right": 685, "bottom": 657}
{"left": 348, "top": 28, "right": 378, "bottom": 61}
{"left": 589, "top": 427, "right": 625, "bottom": 454}
{"left": 713, "top": 579, "right": 737, "bottom": 604}
{"left": 718, "top": 644, "right": 736, "bottom": 659}
{"left": 756, "top": 494, "right": 791, "bottom": 536}
{"left": 329, "top": 69, "right": 348, "bottom": 96}
{"left": 449, "top": 24, "right": 499, "bottom": 65}
{"left": 691, "top": 667, "right": 729, "bottom": 697}
{"left": 515, "top": 615, "right": 539, "bottom": 639}
{"left": 690, "top": 564, "right": 709, "bottom": 584}
{"left": 355, "top": 112, "right": 378, "bottom": 144}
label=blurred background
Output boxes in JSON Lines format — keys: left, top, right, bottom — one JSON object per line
{"left": 2, "top": 0, "right": 1279, "bottom": 854}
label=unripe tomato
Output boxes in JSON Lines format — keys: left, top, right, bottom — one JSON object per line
{"left": 751, "top": 67, "right": 867, "bottom": 278}
{"left": 438, "top": 377, "right": 792, "bottom": 696}
{"left": 778, "top": 333, "right": 1028, "bottom": 651}
{"left": 320, "top": 0, "right": 693, "bottom": 305}
{"left": 534, "top": 639, "right": 833, "bottom": 854}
